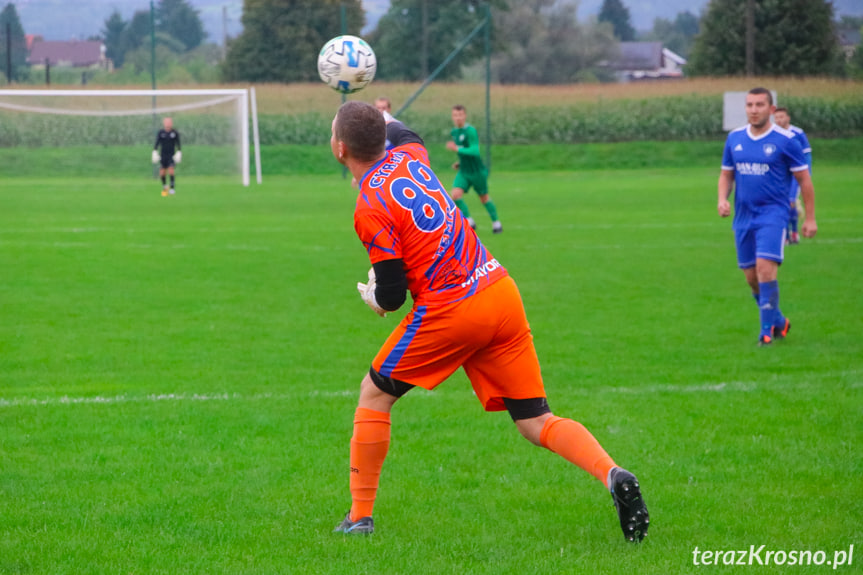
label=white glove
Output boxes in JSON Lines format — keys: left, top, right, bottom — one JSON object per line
{"left": 151, "top": 150, "right": 159, "bottom": 164}
{"left": 357, "top": 267, "right": 387, "bottom": 317}
{"left": 173, "top": 151, "right": 182, "bottom": 164}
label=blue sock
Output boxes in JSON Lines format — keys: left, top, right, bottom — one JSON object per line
{"left": 773, "top": 291, "right": 786, "bottom": 329}
{"left": 758, "top": 281, "right": 779, "bottom": 337}
{"left": 789, "top": 205, "right": 798, "bottom": 233}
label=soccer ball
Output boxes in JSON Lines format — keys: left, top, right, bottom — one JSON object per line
{"left": 317, "top": 35, "right": 377, "bottom": 94}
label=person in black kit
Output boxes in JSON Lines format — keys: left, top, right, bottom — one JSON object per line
{"left": 152, "top": 117, "right": 182, "bottom": 196}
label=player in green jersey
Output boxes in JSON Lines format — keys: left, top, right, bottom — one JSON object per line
{"left": 446, "top": 105, "right": 502, "bottom": 233}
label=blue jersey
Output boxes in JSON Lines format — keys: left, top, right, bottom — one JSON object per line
{"left": 788, "top": 125, "right": 812, "bottom": 201}
{"left": 721, "top": 124, "right": 808, "bottom": 230}
{"left": 789, "top": 125, "right": 812, "bottom": 158}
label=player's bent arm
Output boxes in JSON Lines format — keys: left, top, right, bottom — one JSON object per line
{"left": 372, "top": 258, "right": 408, "bottom": 312}
{"left": 458, "top": 127, "right": 481, "bottom": 157}
{"left": 717, "top": 169, "right": 734, "bottom": 217}
{"left": 718, "top": 169, "right": 734, "bottom": 199}
{"left": 386, "top": 122, "right": 424, "bottom": 149}
{"left": 458, "top": 143, "right": 481, "bottom": 157}
{"left": 794, "top": 169, "right": 817, "bottom": 236}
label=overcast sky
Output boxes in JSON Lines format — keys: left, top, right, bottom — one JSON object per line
{"left": 13, "top": 0, "right": 863, "bottom": 43}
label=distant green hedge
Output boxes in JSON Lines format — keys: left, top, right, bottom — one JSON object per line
{"left": 258, "top": 95, "right": 863, "bottom": 145}
{"left": 1, "top": 95, "right": 861, "bottom": 148}
{"left": 0, "top": 114, "right": 236, "bottom": 148}
{"left": 2, "top": 138, "right": 860, "bottom": 178}
{"left": 781, "top": 96, "right": 863, "bottom": 138}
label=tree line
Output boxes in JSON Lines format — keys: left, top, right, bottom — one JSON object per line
{"left": 2, "top": 0, "right": 863, "bottom": 86}
{"left": 1, "top": 0, "right": 217, "bottom": 85}
{"left": 221, "top": 0, "right": 862, "bottom": 83}
{"left": 102, "top": 0, "right": 205, "bottom": 69}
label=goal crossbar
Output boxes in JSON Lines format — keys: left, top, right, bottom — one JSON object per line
{"left": 0, "top": 95, "right": 238, "bottom": 117}
{"left": 0, "top": 89, "right": 249, "bottom": 97}
{"left": 0, "top": 89, "right": 257, "bottom": 187}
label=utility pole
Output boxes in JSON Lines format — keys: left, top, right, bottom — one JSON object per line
{"left": 151, "top": 0, "right": 158, "bottom": 178}
{"left": 150, "top": 0, "right": 156, "bottom": 90}
{"left": 222, "top": 5, "right": 228, "bottom": 61}
{"left": 484, "top": 1, "right": 491, "bottom": 171}
{"left": 6, "top": 22, "right": 11, "bottom": 83}
{"left": 340, "top": 2, "right": 347, "bottom": 179}
{"left": 745, "top": 0, "right": 755, "bottom": 77}
{"left": 421, "top": 0, "right": 429, "bottom": 79}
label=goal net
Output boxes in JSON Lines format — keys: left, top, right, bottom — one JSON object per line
{"left": 0, "top": 89, "right": 257, "bottom": 186}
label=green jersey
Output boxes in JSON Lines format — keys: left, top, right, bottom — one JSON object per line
{"left": 451, "top": 124, "right": 485, "bottom": 175}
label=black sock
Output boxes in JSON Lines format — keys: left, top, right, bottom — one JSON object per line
{"left": 170, "top": 175, "right": 175, "bottom": 189}
{"left": 161, "top": 176, "right": 166, "bottom": 185}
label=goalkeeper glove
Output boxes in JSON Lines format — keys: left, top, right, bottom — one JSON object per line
{"left": 173, "top": 151, "right": 182, "bottom": 164}
{"left": 357, "top": 267, "right": 387, "bottom": 317}
{"left": 151, "top": 150, "right": 159, "bottom": 164}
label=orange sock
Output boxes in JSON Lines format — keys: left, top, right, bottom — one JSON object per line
{"left": 540, "top": 416, "right": 617, "bottom": 488}
{"left": 349, "top": 407, "right": 391, "bottom": 521}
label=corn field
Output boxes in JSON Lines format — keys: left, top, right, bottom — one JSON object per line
{"left": 1, "top": 79, "right": 861, "bottom": 147}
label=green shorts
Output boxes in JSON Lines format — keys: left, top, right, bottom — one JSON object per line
{"left": 453, "top": 169, "right": 489, "bottom": 196}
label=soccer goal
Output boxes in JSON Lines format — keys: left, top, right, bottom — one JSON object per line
{"left": 0, "top": 88, "right": 261, "bottom": 186}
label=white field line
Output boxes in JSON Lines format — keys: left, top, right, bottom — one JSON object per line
{"left": 3, "top": 238, "right": 861, "bottom": 253}
{"left": 1, "top": 376, "right": 859, "bottom": 409}
{"left": 0, "top": 241, "right": 274, "bottom": 252}
{"left": 0, "top": 227, "right": 315, "bottom": 234}
{"left": 0, "top": 217, "right": 859, "bottom": 235}
{"left": 0, "top": 240, "right": 344, "bottom": 252}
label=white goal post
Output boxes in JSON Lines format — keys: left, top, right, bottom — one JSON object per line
{"left": 0, "top": 88, "right": 261, "bottom": 186}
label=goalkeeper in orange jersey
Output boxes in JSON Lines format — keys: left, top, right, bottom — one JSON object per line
{"left": 330, "top": 101, "right": 649, "bottom": 542}
{"left": 151, "top": 117, "right": 182, "bottom": 196}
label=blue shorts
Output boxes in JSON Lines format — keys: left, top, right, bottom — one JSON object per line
{"left": 735, "top": 225, "right": 786, "bottom": 268}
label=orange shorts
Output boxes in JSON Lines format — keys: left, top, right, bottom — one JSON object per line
{"left": 371, "top": 276, "right": 546, "bottom": 411}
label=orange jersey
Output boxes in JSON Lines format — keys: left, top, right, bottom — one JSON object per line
{"left": 354, "top": 143, "right": 508, "bottom": 307}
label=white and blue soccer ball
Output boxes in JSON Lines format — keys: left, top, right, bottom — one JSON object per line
{"left": 317, "top": 35, "right": 377, "bottom": 94}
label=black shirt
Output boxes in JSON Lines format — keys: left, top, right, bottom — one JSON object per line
{"left": 385, "top": 120, "right": 424, "bottom": 150}
{"left": 154, "top": 129, "right": 181, "bottom": 157}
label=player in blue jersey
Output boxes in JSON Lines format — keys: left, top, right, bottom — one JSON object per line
{"left": 773, "top": 107, "right": 812, "bottom": 245}
{"left": 717, "top": 88, "right": 817, "bottom": 346}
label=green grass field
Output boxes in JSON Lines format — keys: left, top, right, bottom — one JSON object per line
{"left": 1, "top": 162, "right": 861, "bottom": 574}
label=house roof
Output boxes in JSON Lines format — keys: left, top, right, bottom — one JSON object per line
{"left": 25, "top": 34, "right": 43, "bottom": 51}
{"left": 609, "top": 42, "right": 663, "bottom": 71}
{"left": 27, "top": 40, "right": 104, "bottom": 67}
{"left": 662, "top": 48, "right": 687, "bottom": 67}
